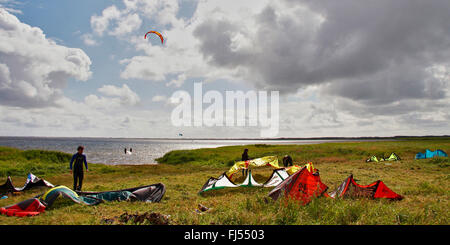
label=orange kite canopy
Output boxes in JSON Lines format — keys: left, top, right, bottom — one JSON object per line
{"left": 144, "top": 31, "right": 164, "bottom": 44}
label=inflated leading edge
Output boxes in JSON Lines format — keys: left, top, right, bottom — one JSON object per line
{"left": 0, "top": 173, "right": 54, "bottom": 194}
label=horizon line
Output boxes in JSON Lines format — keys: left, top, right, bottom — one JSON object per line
{"left": 0, "top": 135, "right": 448, "bottom": 140}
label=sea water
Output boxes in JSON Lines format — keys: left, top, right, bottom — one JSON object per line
{"left": 0, "top": 137, "right": 358, "bottom": 165}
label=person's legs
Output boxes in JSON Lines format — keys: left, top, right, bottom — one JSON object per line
{"left": 73, "top": 171, "right": 78, "bottom": 190}
{"left": 77, "top": 171, "right": 84, "bottom": 191}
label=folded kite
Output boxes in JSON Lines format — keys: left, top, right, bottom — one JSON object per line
{"left": 1, "top": 183, "right": 166, "bottom": 217}
{"left": 0, "top": 198, "right": 46, "bottom": 217}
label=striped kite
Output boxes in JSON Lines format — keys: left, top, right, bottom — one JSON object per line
{"left": 144, "top": 30, "right": 164, "bottom": 44}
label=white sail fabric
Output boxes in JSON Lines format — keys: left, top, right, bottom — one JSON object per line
{"left": 263, "top": 169, "right": 289, "bottom": 187}
{"left": 199, "top": 173, "right": 238, "bottom": 193}
{"left": 240, "top": 170, "right": 262, "bottom": 187}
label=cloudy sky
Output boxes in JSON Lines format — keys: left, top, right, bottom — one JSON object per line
{"left": 0, "top": 0, "right": 448, "bottom": 138}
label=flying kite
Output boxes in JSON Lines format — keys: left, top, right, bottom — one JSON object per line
{"left": 144, "top": 31, "right": 164, "bottom": 44}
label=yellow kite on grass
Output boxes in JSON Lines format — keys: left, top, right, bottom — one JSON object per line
{"left": 286, "top": 162, "right": 316, "bottom": 175}
{"left": 226, "top": 156, "right": 280, "bottom": 177}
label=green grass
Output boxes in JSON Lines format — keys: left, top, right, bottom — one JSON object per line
{"left": 0, "top": 146, "right": 117, "bottom": 177}
{"left": 156, "top": 138, "right": 450, "bottom": 166}
{"left": 0, "top": 138, "right": 449, "bottom": 225}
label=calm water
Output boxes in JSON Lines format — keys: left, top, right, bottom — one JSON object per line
{"left": 0, "top": 137, "right": 358, "bottom": 165}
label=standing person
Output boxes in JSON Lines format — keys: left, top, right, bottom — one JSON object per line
{"left": 124, "top": 148, "right": 127, "bottom": 154}
{"left": 282, "top": 155, "right": 293, "bottom": 167}
{"left": 130, "top": 148, "right": 133, "bottom": 153}
{"left": 241, "top": 149, "right": 249, "bottom": 177}
{"left": 70, "top": 146, "right": 88, "bottom": 191}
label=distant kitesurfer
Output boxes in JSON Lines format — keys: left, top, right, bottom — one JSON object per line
{"left": 242, "top": 149, "right": 249, "bottom": 177}
{"left": 69, "top": 146, "right": 88, "bottom": 191}
{"left": 282, "top": 155, "right": 293, "bottom": 167}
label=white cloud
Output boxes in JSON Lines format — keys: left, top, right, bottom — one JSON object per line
{"left": 151, "top": 95, "right": 167, "bottom": 102}
{"left": 90, "top": 0, "right": 239, "bottom": 82}
{"left": 0, "top": 8, "right": 92, "bottom": 108}
{"left": 90, "top": 5, "right": 121, "bottom": 36}
{"left": 0, "top": 0, "right": 21, "bottom": 14}
{"left": 90, "top": 0, "right": 179, "bottom": 38}
{"left": 97, "top": 84, "right": 140, "bottom": 106}
{"left": 109, "top": 13, "right": 142, "bottom": 36}
{"left": 1, "top": 1, "right": 448, "bottom": 138}
{"left": 166, "top": 73, "right": 186, "bottom": 87}
{"left": 80, "top": 0, "right": 450, "bottom": 137}
{"left": 80, "top": 33, "right": 98, "bottom": 46}
{"left": 84, "top": 94, "right": 120, "bottom": 109}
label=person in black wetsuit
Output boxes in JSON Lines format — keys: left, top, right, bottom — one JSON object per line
{"left": 241, "top": 149, "right": 249, "bottom": 177}
{"left": 282, "top": 155, "right": 293, "bottom": 167}
{"left": 69, "top": 146, "right": 88, "bottom": 191}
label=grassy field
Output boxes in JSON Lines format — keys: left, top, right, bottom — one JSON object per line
{"left": 0, "top": 138, "right": 449, "bottom": 225}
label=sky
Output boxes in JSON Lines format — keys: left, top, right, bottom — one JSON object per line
{"left": 0, "top": 0, "right": 449, "bottom": 138}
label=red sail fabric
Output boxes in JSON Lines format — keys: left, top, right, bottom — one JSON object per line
{"left": 268, "top": 167, "right": 328, "bottom": 205}
{"left": 329, "top": 175, "right": 403, "bottom": 200}
{"left": 0, "top": 198, "right": 46, "bottom": 217}
{"left": 373, "top": 181, "right": 403, "bottom": 200}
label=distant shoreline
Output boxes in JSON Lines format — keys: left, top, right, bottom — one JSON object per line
{"left": 0, "top": 135, "right": 448, "bottom": 140}
{"left": 0, "top": 136, "right": 447, "bottom": 165}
